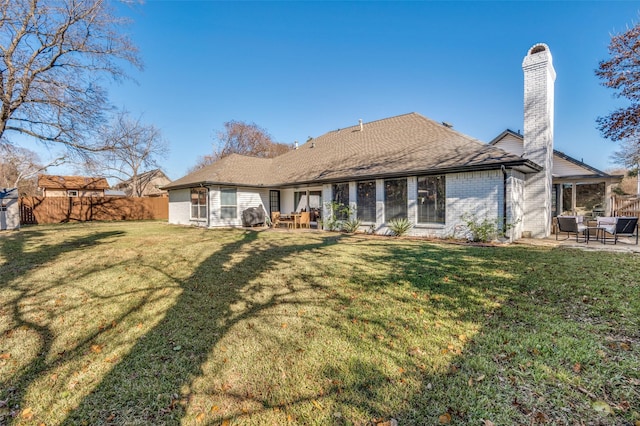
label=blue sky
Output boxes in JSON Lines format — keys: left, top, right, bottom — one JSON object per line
{"left": 37, "top": 1, "right": 640, "bottom": 181}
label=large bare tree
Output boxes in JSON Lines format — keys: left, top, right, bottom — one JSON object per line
{"left": 88, "top": 111, "right": 168, "bottom": 197}
{"left": 596, "top": 23, "right": 640, "bottom": 142}
{"left": 189, "top": 120, "right": 291, "bottom": 172}
{"left": 610, "top": 137, "right": 640, "bottom": 195}
{"left": 0, "top": 144, "right": 63, "bottom": 195}
{"left": 0, "top": 0, "right": 141, "bottom": 155}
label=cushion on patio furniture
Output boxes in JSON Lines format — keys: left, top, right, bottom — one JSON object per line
{"left": 597, "top": 217, "right": 617, "bottom": 235}
{"left": 556, "top": 216, "right": 588, "bottom": 242}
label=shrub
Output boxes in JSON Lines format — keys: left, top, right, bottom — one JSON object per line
{"left": 342, "top": 218, "right": 362, "bottom": 233}
{"left": 388, "top": 218, "right": 413, "bottom": 236}
{"left": 460, "top": 213, "right": 499, "bottom": 242}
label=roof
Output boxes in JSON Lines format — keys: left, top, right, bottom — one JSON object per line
{"left": 114, "top": 169, "right": 171, "bottom": 186}
{"left": 113, "top": 169, "right": 172, "bottom": 196}
{"left": 489, "top": 129, "right": 623, "bottom": 180}
{"left": 165, "top": 113, "right": 542, "bottom": 190}
{"left": 38, "top": 175, "right": 110, "bottom": 190}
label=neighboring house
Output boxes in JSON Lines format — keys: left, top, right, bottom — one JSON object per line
{"left": 113, "top": 169, "right": 171, "bottom": 197}
{"left": 490, "top": 130, "right": 622, "bottom": 219}
{"left": 0, "top": 188, "right": 20, "bottom": 231}
{"left": 164, "top": 43, "right": 620, "bottom": 240}
{"left": 38, "top": 175, "right": 110, "bottom": 197}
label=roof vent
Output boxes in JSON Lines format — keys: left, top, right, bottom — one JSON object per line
{"left": 359, "top": 119, "right": 363, "bottom": 131}
{"left": 311, "top": 141, "right": 315, "bottom": 148}
{"left": 294, "top": 140, "right": 298, "bottom": 150}
{"left": 442, "top": 121, "right": 453, "bottom": 128}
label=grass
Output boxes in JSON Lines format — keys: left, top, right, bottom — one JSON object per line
{"left": 0, "top": 221, "right": 638, "bottom": 425}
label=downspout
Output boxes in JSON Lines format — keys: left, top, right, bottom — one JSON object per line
{"left": 501, "top": 165, "right": 508, "bottom": 239}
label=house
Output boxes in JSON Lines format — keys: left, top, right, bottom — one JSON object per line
{"left": 113, "top": 169, "right": 171, "bottom": 197}
{"left": 0, "top": 188, "right": 20, "bottom": 231}
{"left": 164, "top": 43, "right": 621, "bottom": 240}
{"left": 38, "top": 175, "right": 110, "bottom": 197}
{"left": 490, "top": 130, "right": 622, "bottom": 220}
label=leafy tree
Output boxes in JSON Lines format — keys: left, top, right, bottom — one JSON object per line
{"left": 0, "top": 0, "right": 141, "bottom": 155}
{"left": 189, "top": 120, "right": 291, "bottom": 172}
{"left": 87, "top": 111, "right": 168, "bottom": 197}
{"left": 596, "top": 23, "right": 640, "bottom": 141}
{"left": 0, "top": 144, "right": 63, "bottom": 195}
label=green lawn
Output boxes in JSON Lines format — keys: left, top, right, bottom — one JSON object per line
{"left": 0, "top": 222, "right": 638, "bottom": 425}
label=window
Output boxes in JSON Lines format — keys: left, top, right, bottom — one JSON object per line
{"left": 561, "top": 183, "right": 573, "bottom": 215}
{"left": 357, "top": 181, "right": 376, "bottom": 222}
{"left": 190, "top": 188, "right": 207, "bottom": 220}
{"left": 308, "top": 191, "right": 322, "bottom": 210}
{"left": 417, "top": 175, "right": 446, "bottom": 224}
{"left": 269, "top": 190, "right": 280, "bottom": 214}
{"left": 332, "top": 183, "right": 349, "bottom": 220}
{"left": 220, "top": 188, "right": 237, "bottom": 219}
{"left": 67, "top": 190, "right": 78, "bottom": 197}
{"left": 294, "top": 191, "right": 306, "bottom": 212}
{"left": 384, "top": 178, "right": 407, "bottom": 221}
{"left": 576, "top": 182, "right": 605, "bottom": 217}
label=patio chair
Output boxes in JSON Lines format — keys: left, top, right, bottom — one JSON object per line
{"left": 603, "top": 216, "right": 638, "bottom": 245}
{"left": 556, "top": 216, "right": 587, "bottom": 242}
{"left": 271, "top": 211, "right": 280, "bottom": 228}
{"left": 298, "top": 211, "right": 310, "bottom": 229}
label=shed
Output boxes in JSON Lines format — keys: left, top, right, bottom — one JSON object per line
{"left": 0, "top": 188, "right": 20, "bottom": 230}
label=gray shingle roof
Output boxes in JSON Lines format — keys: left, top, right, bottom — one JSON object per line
{"left": 165, "top": 113, "right": 540, "bottom": 190}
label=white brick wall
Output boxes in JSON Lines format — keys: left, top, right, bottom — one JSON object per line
{"left": 170, "top": 170, "right": 526, "bottom": 240}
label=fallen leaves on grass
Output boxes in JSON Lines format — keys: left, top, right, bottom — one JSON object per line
{"left": 438, "top": 412, "right": 451, "bottom": 424}
{"left": 573, "top": 362, "right": 581, "bottom": 373}
{"left": 21, "top": 407, "right": 33, "bottom": 420}
{"left": 90, "top": 344, "right": 102, "bottom": 353}
{"left": 0, "top": 353, "right": 10, "bottom": 360}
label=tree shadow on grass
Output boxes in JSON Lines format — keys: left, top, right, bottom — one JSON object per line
{"left": 350, "top": 243, "right": 639, "bottom": 424}
{"left": 0, "top": 228, "right": 125, "bottom": 423}
{"left": 61, "top": 230, "right": 344, "bottom": 424}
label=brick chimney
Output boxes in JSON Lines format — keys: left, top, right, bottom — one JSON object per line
{"left": 522, "top": 43, "right": 555, "bottom": 238}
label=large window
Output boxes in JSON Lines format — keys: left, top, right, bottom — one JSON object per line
{"left": 220, "top": 188, "right": 237, "bottom": 219}
{"left": 269, "top": 190, "right": 280, "bottom": 214}
{"left": 191, "top": 188, "right": 207, "bottom": 220}
{"left": 332, "top": 183, "right": 349, "bottom": 220}
{"left": 384, "top": 178, "right": 407, "bottom": 221}
{"left": 576, "top": 182, "right": 605, "bottom": 217}
{"left": 357, "top": 181, "right": 376, "bottom": 222}
{"left": 418, "top": 175, "right": 446, "bottom": 224}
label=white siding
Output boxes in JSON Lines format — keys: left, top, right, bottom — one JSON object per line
{"left": 0, "top": 190, "right": 20, "bottom": 231}
{"left": 210, "top": 186, "right": 269, "bottom": 227}
{"left": 493, "top": 134, "right": 524, "bottom": 156}
{"left": 553, "top": 156, "right": 596, "bottom": 177}
{"left": 494, "top": 133, "right": 598, "bottom": 178}
{"left": 168, "top": 189, "right": 197, "bottom": 226}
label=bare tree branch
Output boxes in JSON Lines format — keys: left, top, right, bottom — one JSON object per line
{"left": 87, "top": 110, "right": 168, "bottom": 197}
{"left": 189, "top": 120, "right": 292, "bottom": 172}
{"left": 0, "top": 143, "right": 64, "bottom": 194}
{"left": 0, "top": 0, "right": 142, "bottom": 154}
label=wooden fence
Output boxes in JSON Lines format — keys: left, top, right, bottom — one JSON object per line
{"left": 611, "top": 195, "right": 640, "bottom": 219}
{"left": 20, "top": 196, "right": 168, "bottom": 225}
